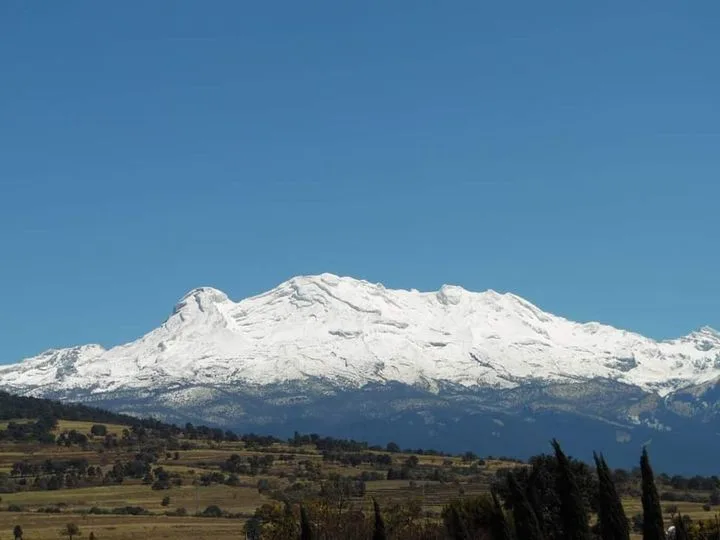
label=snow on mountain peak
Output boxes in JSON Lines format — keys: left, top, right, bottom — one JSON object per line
{"left": 1, "top": 274, "right": 719, "bottom": 398}
{"left": 696, "top": 326, "right": 720, "bottom": 338}
{"left": 174, "top": 287, "right": 230, "bottom": 311}
{"left": 437, "top": 284, "right": 466, "bottom": 305}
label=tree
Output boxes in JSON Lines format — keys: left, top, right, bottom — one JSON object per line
{"left": 385, "top": 442, "right": 400, "bottom": 453}
{"left": 300, "top": 505, "right": 313, "bottom": 540}
{"left": 244, "top": 517, "right": 262, "bottom": 540}
{"left": 202, "top": 505, "right": 223, "bottom": 518}
{"left": 507, "top": 474, "right": 544, "bottom": 540}
{"left": 61, "top": 523, "right": 81, "bottom": 540}
{"left": 594, "top": 452, "right": 630, "bottom": 540}
{"left": 404, "top": 455, "right": 419, "bottom": 469}
{"left": 443, "top": 503, "right": 470, "bottom": 540}
{"left": 442, "top": 495, "right": 503, "bottom": 539}
{"left": 640, "top": 448, "right": 665, "bottom": 540}
{"left": 90, "top": 424, "right": 107, "bottom": 437}
{"left": 673, "top": 515, "right": 689, "bottom": 540}
{"left": 13, "top": 525, "right": 23, "bottom": 540}
{"left": 551, "top": 439, "right": 590, "bottom": 540}
{"left": 490, "top": 491, "right": 512, "bottom": 540}
{"left": 372, "top": 498, "right": 387, "bottom": 540}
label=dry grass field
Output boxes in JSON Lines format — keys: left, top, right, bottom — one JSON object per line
{"left": 1, "top": 414, "right": 717, "bottom": 539}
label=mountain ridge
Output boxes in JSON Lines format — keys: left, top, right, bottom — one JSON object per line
{"left": 1, "top": 273, "right": 718, "bottom": 398}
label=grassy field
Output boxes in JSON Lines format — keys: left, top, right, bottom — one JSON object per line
{"left": 54, "top": 420, "right": 129, "bottom": 438}
{"left": 0, "top": 417, "right": 716, "bottom": 539}
{"left": 0, "top": 513, "right": 248, "bottom": 540}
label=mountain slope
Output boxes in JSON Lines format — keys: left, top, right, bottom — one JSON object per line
{"left": 1, "top": 273, "right": 718, "bottom": 397}
{"left": 2, "top": 274, "right": 720, "bottom": 472}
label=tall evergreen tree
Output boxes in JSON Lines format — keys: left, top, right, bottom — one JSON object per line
{"left": 673, "top": 515, "right": 689, "bottom": 540}
{"left": 443, "top": 503, "right": 470, "bottom": 540}
{"left": 551, "top": 439, "right": 590, "bottom": 540}
{"left": 372, "top": 498, "right": 387, "bottom": 540}
{"left": 593, "top": 452, "right": 630, "bottom": 540}
{"left": 490, "top": 492, "right": 512, "bottom": 540}
{"left": 526, "top": 465, "right": 549, "bottom": 535}
{"left": 300, "top": 505, "right": 313, "bottom": 540}
{"left": 507, "top": 474, "right": 544, "bottom": 540}
{"left": 640, "top": 447, "right": 665, "bottom": 540}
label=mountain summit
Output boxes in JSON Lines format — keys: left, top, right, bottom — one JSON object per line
{"left": 1, "top": 273, "right": 718, "bottom": 397}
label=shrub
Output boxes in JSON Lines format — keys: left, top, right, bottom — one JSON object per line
{"left": 90, "top": 425, "right": 108, "bottom": 437}
{"left": 202, "top": 505, "right": 223, "bottom": 518}
{"left": 61, "top": 523, "right": 81, "bottom": 540}
{"left": 111, "top": 506, "right": 148, "bottom": 515}
{"left": 225, "top": 474, "right": 240, "bottom": 486}
{"left": 88, "top": 507, "right": 110, "bottom": 515}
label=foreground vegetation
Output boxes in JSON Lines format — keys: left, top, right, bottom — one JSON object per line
{"left": 0, "top": 391, "right": 718, "bottom": 539}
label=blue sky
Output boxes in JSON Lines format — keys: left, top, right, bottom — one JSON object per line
{"left": 1, "top": 1, "right": 718, "bottom": 362}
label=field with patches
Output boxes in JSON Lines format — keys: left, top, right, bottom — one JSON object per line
{"left": 1, "top": 409, "right": 718, "bottom": 539}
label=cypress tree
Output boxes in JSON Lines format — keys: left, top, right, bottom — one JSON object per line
{"left": 551, "top": 439, "right": 590, "bottom": 540}
{"left": 673, "top": 515, "right": 689, "bottom": 540}
{"left": 507, "top": 474, "right": 544, "bottom": 540}
{"left": 593, "top": 452, "right": 630, "bottom": 540}
{"left": 490, "top": 491, "right": 512, "bottom": 540}
{"left": 445, "top": 504, "right": 470, "bottom": 540}
{"left": 640, "top": 447, "right": 665, "bottom": 540}
{"left": 300, "top": 505, "right": 313, "bottom": 540}
{"left": 526, "top": 465, "right": 548, "bottom": 535}
{"left": 372, "top": 498, "right": 387, "bottom": 540}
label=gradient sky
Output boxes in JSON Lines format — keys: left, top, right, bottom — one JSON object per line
{"left": 1, "top": 1, "right": 719, "bottom": 363}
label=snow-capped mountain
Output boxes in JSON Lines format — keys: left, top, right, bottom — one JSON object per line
{"left": 1, "top": 273, "right": 718, "bottom": 396}
{"left": 2, "top": 273, "right": 719, "bottom": 473}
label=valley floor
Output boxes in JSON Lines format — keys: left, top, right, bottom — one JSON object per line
{"left": 0, "top": 420, "right": 715, "bottom": 539}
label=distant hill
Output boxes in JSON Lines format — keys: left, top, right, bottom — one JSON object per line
{"left": 0, "top": 390, "right": 141, "bottom": 425}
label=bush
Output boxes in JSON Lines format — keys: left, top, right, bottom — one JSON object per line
{"left": 90, "top": 425, "right": 108, "bottom": 437}
{"left": 202, "top": 505, "right": 223, "bottom": 518}
{"left": 111, "top": 506, "right": 148, "bottom": 515}
{"left": 161, "top": 496, "right": 171, "bottom": 507}
{"left": 88, "top": 507, "right": 110, "bottom": 515}
{"left": 37, "top": 506, "right": 62, "bottom": 513}
{"left": 152, "top": 478, "right": 171, "bottom": 490}
{"left": 225, "top": 474, "right": 240, "bottom": 487}
{"left": 7, "top": 504, "right": 23, "bottom": 512}
{"left": 386, "top": 442, "right": 400, "bottom": 453}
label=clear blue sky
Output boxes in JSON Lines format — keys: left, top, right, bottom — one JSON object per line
{"left": 1, "top": 1, "right": 719, "bottom": 363}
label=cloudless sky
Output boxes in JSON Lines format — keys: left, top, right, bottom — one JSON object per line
{"left": 1, "top": 1, "right": 719, "bottom": 363}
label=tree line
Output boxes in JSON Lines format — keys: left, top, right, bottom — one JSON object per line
{"left": 248, "top": 440, "right": 718, "bottom": 540}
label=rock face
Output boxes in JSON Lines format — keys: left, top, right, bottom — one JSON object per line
{"left": 2, "top": 273, "right": 719, "bottom": 473}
